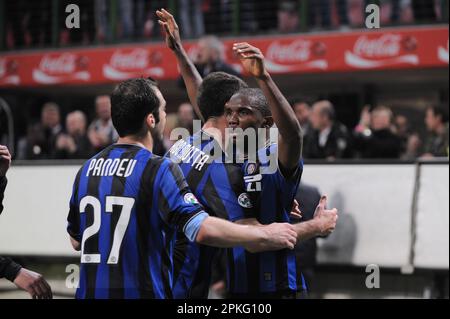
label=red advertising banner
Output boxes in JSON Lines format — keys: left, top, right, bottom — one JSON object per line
{"left": 0, "top": 26, "right": 448, "bottom": 88}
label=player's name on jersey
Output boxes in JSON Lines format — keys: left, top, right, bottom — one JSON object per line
{"left": 86, "top": 158, "right": 137, "bottom": 177}
{"left": 168, "top": 139, "right": 210, "bottom": 171}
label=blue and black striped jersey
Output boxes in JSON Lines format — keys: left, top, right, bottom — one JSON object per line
{"left": 227, "top": 143, "right": 305, "bottom": 295}
{"left": 166, "top": 131, "right": 254, "bottom": 299}
{"left": 67, "top": 144, "right": 206, "bottom": 299}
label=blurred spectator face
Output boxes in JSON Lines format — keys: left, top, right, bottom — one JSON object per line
{"left": 293, "top": 102, "right": 310, "bottom": 126}
{"left": 371, "top": 107, "right": 392, "bottom": 131}
{"left": 425, "top": 108, "right": 441, "bottom": 132}
{"left": 178, "top": 103, "right": 194, "bottom": 127}
{"left": 95, "top": 95, "right": 112, "bottom": 121}
{"left": 66, "top": 111, "right": 87, "bottom": 137}
{"left": 395, "top": 115, "right": 409, "bottom": 136}
{"left": 310, "top": 101, "right": 333, "bottom": 131}
{"left": 41, "top": 103, "right": 60, "bottom": 129}
{"left": 197, "top": 36, "right": 224, "bottom": 65}
{"left": 278, "top": 1, "right": 299, "bottom": 32}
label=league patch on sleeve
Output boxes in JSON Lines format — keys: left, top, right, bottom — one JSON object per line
{"left": 184, "top": 193, "right": 200, "bottom": 205}
{"left": 238, "top": 193, "right": 253, "bottom": 209}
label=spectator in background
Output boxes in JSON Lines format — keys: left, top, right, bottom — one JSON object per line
{"left": 177, "top": 103, "right": 195, "bottom": 135}
{"left": 292, "top": 98, "right": 312, "bottom": 137}
{"left": 54, "top": 111, "right": 94, "bottom": 159}
{"left": 88, "top": 95, "right": 118, "bottom": 153}
{"left": 195, "top": 36, "right": 241, "bottom": 77}
{"left": 422, "top": 105, "right": 449, "bottom": 158}
{"left": 294, "top": 182, "right": 321, "bottom": 296}
{"left": 179, "top": 0, "right": 205, "bottom": 38}
{"left": 94, "top": 0, "right": 112, "bottom": 42}
{"left": 394, "top": 114, "right": 422, "bottom": 160}
{"left": 304, "top": 100, "right": 352, "bottom": 160}
{"left": 278, "top": 1, "right": 300, "bottom": 33}
{"left": 353, "top": 106, "right": 403, "bottom": 159}
{"left": 292, "top": 98, "right": 313, "bottom": 153}
{"left": 17, "top": 102, "right": 63, "bottom": 160}
{"left": 178, "top": 36, "right": 241, "bottom": 89}
{"left": 308, "top": 0, "right": 349, "bottom": 29}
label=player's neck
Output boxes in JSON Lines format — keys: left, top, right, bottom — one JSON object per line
{"left": 117, "top": 133, "right": 153, "bottom": 152}
{"left": 202, "top": 116, "right": 228, "bottom": 148}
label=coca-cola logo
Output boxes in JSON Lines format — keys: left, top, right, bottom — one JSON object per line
{"left": 0, "top": 59, "right": 18, "bottom": 76}
{"left": 266, "top": 40, "right": 317, "bottom": 63}
{"left": 39, "top": 53, "right": 81, "bottom": 74}
{"left": 353, "top": 34, "right": 412, "bottom": 58}
{"left": 110, "top": 49, "right": 151, "bottom": 70}
{"left": 0, "top": 58, "right": 20, "bottom": 85}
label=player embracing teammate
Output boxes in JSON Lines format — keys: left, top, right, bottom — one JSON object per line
{"left": 157, "top": 9, "right": 338, "bottom": 299}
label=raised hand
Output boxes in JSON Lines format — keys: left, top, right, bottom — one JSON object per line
{"left": 232, "top": 42, "right": 268, "bottom": 79}
{"left": 313, "top": 196, "right": 338, "bottom": 236}
{"left": 156, "top": 9, "right": 181, "bottom": 51}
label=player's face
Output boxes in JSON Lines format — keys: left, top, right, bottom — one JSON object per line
{"left": 225, "top": 94, "right": 265, "bottom": 133}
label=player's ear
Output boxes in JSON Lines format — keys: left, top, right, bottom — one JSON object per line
{"left": 263, "top": 116, "right": 274, "bottom": 128}
{"left": 145, "top": 113, "right": 156, "bottom": 129}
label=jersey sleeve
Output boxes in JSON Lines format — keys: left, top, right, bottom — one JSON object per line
{"left": 158, "top": 160, "right": 208, "bottom": 238}
{"left": 67, "top": 169, "right": 82, "bottom": 241}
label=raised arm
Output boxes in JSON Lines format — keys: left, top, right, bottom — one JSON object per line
{"left": 156, "top": 9, "right": 205, "bottom": 121}
{"left": 233, "top": 43, "right": 303, "bottom": 170}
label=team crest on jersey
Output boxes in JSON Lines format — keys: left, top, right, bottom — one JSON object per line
{"left": 238, "top": 193, "right": 253, "bottom": 209}
{"left": 184, "top": 193, "right": 199, "bottom": 205}
{"left": 246, "top": 163, "right": 258, "bottom": 175}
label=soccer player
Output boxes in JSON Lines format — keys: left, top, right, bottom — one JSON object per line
{"left": 223, "top": 43, "right": 338, "bottom": 298}
{"left": 66, "top": 78, "right": 298, "bottom": 299}
{"left": 158, "top": 9, "right": 258, "bottom": 299}
{"left": 157, "top": 9, "right": 337, "bottom": 299}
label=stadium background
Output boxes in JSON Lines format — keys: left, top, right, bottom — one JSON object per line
{"left": 0, "top": 0, "right": 448, "bottom": 299}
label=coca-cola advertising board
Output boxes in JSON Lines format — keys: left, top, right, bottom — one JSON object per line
{"left": 0, "top": 26, "right": 447, "bottom": 87}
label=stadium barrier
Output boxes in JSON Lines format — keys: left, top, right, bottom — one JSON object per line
{"left": 0, "top": 160, "right": 448, "bottom": 271}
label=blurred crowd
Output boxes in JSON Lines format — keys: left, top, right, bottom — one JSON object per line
{"left": 9, "top": 93, "right": 448, "bottom": 161}
{"left": 292, "top": 98, "right": 449, "bottom": 160}
{"left": 3, "top": 0, "right": 447, "bottom": 50}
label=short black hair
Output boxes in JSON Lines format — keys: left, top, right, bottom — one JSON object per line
{"left": 197, "top": 72, "right": 248, "bottom": 121}
{"left": 289, "top": 96, "right": 312, "bottom": 107}
{"left": 428, "top": 104, "right": 449, "bottom": 123}
{"left": 111, "top": 78, "right": 160, "bottom": 137}
{"left": 236, "top": 88, "right": 271, "bottom": 118}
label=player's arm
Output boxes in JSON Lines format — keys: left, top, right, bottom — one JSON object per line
{"left": 293, "top": 196, "right": 338, "bottom": 240}
{"left": 194, "top": 216, "right": 296, "bottom": 253}
{"left": 157, "top": 9, "right": 204, "bottom": 121}
{"left": 161, "top": 161, "right": 296, "bottom": 253}
{"left": 67, "top": 169, "right": 82, "bottom": 251}
{"left": 233, "top": 43, "right": 303, "bottom": 171}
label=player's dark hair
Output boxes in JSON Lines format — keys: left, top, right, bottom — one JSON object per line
{"left": 197, "top": 72, "right": 248, "bottom": 121}
{"left": 111, "top": 78, "right": 160, "bottom": 137}
{"left": 427, "top": 104, "right": 449, "bottom": 123}
{"left": 236, "top": 88, "right": 271, "bottom": 118}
